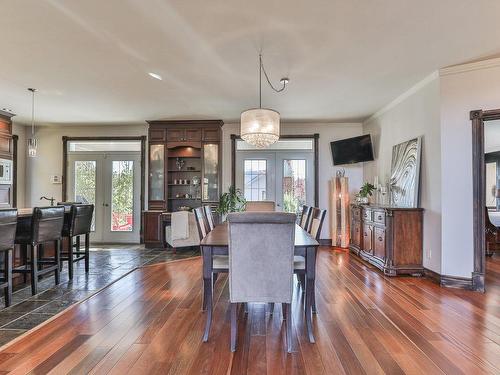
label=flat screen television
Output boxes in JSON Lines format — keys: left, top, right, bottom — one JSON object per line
{"left": 330, "top": 134, "right": 374, "bottom": 165}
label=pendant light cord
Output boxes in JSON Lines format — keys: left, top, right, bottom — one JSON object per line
{"left": 259, "top": 54, "right": 288, "bottom": 107}
{"left": 28, "top": 88, "right": 36, "bottom": 137}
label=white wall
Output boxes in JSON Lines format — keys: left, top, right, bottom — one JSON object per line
{"left": 440, "top": 61, "right": 500, "bottom": 278}
{"left": 363, "top": 75, "right": 442, "bottom": 273}
{"left": 222, "top": 122, "right": 364, "bottom": 240}
{"left": 18, "top": 123, "right": 146, "bottom": 207}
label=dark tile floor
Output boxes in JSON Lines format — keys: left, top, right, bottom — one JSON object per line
{"left": 0, "top": 245, "right": 199, "bottom": 347}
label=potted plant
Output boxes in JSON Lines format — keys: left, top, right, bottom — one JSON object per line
{"left": 356, "top": 182, "right": 376, "bottom": 204}
{"left": 216, "top": 186, "right": 247, "bottom": 220}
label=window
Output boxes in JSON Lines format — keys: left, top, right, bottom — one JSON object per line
{"left": 74, "top": 160, "right": 96, "bottom": 231}
{"left": 244, "top": 160, "right": 267, "bottom": 201}
{"left": 111, "top": 161, "right": 134, "bottom": 232}
{"left": 282, "top": 159, "right": 306, "bottom": 214}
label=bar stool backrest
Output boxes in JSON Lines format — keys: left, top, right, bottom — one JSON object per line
{"left": 57, "top": 202, "right": 82, "bottom": 206}
{"left": 203, "top": 205, "right": 215, "bottom": 231}
{"left": 0, "top": 209, "right": 17, "bottom": 251}
{"left": 32, "top": 206, "right": 65, "bottom": 245}
{"left": 70, "top": 204, "right": 94, "bottom": 237}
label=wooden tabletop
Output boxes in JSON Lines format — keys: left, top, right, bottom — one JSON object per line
{"left": 201, "top": 222, "right": 319, "bottom": 247}
{"left": 17, "top": 207, "right": 71, "bottom": 218}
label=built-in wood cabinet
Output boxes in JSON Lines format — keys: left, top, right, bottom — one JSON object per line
{"left": 349, "top": 204, "right": 424, "bottom": 276}
{"left": 143, "top": 120, "right": 223, "bottom": 247}
{"left": 0, "top": 111, "right": 14, "bottom": 208}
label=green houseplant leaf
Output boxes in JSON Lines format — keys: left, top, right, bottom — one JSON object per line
{"left": 216, "top": 186, "right": 247, "bottom": 218}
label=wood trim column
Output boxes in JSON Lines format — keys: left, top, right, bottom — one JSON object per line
{"left": 314, "top": 133, "right": 319, "bottom": 207}
{"left": 12, "top": 135, "right": 18, "bottom": 208}
{"left": 471, "top": 110, "right": 486, "bottom": 292}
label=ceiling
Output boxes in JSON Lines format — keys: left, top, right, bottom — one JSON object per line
{"left": 2, "top": 0, "right": 500, "bottom": 125}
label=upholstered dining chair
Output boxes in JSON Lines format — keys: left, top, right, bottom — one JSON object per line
{"left": 306, "top": 207, "right": 327, "bottom": 240}
{"left": 0, "top": 209, "right": 17, "bottom": 307}
{"left": 245, "top": 201, "right": 275, "bottom": 212}
{"left": 203, "top": 205, "right": 216, "bottom": 231}
{"left": 296, "top": 207, "right": 326, "bottom": 313}
{"left": 194, "top": 207, "right": 228, "bottom": 310}
{"left": 60, "top": 204, "right": 94, "bottom": 280}
{"left": 227, "top": 212, "right": 296, "bottom": 352}
{"left": 14, "top": 206, "right": 64, "bottom": 295}
{"left": 194, "top": 207, "right": 209, "bottom": 239}
{"left": 299, "top": 205, "right": 312, "bottom": 229}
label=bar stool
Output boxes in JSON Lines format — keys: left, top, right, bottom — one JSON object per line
{"left": 0, "top": 209, "right": 17, "bottom": 307}
{"left": 60, "top": 204, "right": 94, "bottom": 280}
{"left": 14, "top": 206, "right": 64, "bottom": 295}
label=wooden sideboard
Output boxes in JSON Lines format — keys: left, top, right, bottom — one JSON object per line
{"left": 349, "top": 203, "right": 424, "bottom": 276}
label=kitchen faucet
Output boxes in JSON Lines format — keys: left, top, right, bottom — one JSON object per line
{"left": 40, "top": 196, "right": 55, "bottom": 206}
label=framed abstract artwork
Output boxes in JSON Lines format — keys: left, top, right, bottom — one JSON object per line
{"left": 389, "top": 137, "right": 422, "bottom": 208}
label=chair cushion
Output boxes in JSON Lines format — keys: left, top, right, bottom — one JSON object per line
{"left": 294, "top": 255, "right": 305, "bottom": 270}
{"left": 213, "top": 255, "right": 229, "bottom": 269}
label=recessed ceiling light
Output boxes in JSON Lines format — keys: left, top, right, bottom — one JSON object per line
{"left": 148, "top": 72, "right": 162, "bottom": 81}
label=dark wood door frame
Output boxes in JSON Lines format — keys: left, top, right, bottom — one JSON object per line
{"left": 62, "top": 136, "right": 147, "bottom": 243}
{"left": 231, "top": 134, "right": 320, "bottom": 207}
{"left": 470, "top": 109, "right": 500, "bottom": 292}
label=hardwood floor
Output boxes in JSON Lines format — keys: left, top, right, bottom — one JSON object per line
{"left": 0, "top": 247, "right": 499, "bottom": 374}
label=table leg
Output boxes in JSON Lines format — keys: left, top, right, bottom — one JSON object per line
{"left": 202, "top": 246, "right": 213, "bottom": 342}
{"left": 305, "top": 246, "right": 317, "bottom": 343}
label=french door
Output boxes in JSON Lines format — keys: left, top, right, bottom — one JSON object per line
{"left": 235, "top": 151, "right": 314, "bottom": 213}
{"left": 67, "top": 152, "right": 141, "bottom": 243}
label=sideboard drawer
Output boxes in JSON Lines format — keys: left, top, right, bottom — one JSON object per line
{"left": 373, "top": 210, "right": 386, "bottom": 225}
{"left": 352, "top": 206, "right": 361, "bottom": 221}
{"left": 362, "top": 209, "right": 372, "bottom": 222}
{"left": 373, "top": 226, "right": 386, "bottom": 259}
{"left": 362, "top": 224, "right": 373, "bottom": 253}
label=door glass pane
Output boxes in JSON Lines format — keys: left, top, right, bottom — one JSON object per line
{"left": 283, "top": 160, "right": 306, "bottom": 214}
{"left": 74, "top": 161, "right": 96, "bottom": 231}
{"left": 203, "top": 144, "right": 219, "bottom": 201}
{"left": 150, "top": 144, "right": 164, "bottom": 201}
{"left": 486, "top": 162, "right": 497, "bottom": 207}
{"left": 244, "top": 159, "right": 267, "bottom": 201}
{"left": 111, "top": 161, "right": 134, "bottom": 232}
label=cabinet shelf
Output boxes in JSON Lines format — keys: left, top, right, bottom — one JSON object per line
{"left": 168, "top": 197, "right": 201, "bottom": 200}
{"left": 167, "top": 170, "right": 201, "bottom": 173}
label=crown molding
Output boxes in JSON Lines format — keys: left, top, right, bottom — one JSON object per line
{"left": 439, "top": 57, "right": 500, "bottom": 76}
{"left": 364, "top": 71, "right": 439, "bottom": 124}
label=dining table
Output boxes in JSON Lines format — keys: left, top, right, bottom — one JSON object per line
{"left": 200, "top": 222, "right": 320, "bottom": 343}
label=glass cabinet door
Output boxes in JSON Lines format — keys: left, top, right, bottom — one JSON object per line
{"left": 149, "top": 144, "right": 165, "bottom": 201}
{"left": 202, "top": 143, "right": 219, "bottom": 201}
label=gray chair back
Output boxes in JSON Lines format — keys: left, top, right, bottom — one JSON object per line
{"left": 227, "top": 212, "right": 296, "bottom": 304}
{"left": 307, "top": 208, "right": 327, "bottom": 240}
{"left": 32, "top": 206, "right": 65, "bottom": 245}
{"left": 0, "top": 209, "right": 17, "bottom": 251}
{"left": 203, "top": 205, "right": 215, "bottom": 231}
{"left": 299, "top": 206, "right": 312, "bottom": 229}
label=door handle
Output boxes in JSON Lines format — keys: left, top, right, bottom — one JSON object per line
{"left": 103, "top": 203, "right": 109, "bottom": 207}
